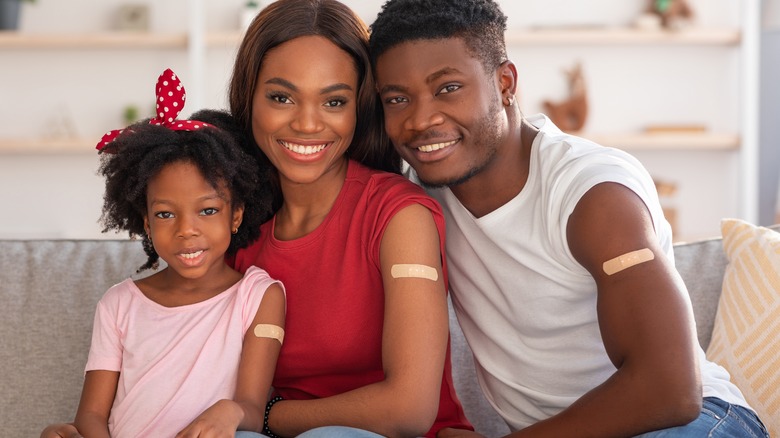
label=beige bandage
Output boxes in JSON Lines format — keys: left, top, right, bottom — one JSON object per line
{"left": 391, "top": 264, "right": 439, "bottom": 281}
{"left": 253, "top": 324, "right": 284, "bottom": 345}
{"left": 603, "top": 248, "right": 655, "bottom": 275}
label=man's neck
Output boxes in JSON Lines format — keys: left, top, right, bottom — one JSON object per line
{"left": 449, "top": 118, "right": 537, "bottom": 218}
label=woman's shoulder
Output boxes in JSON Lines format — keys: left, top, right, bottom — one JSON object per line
{"left": 345, "top": 161, "right": 444, "bottom": 232}
{"left": 348, "top": 160, "right": 426, "bottom": 197}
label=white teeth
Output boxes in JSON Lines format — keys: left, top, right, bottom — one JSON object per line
{"left": 181, "top": 250, "right": 203, "bottom": 259}
{"left": 417, "top": 139, "right": 457, "bottom": 152}
{"left": 281, "top": 141, "right": 327, "bottom": 155}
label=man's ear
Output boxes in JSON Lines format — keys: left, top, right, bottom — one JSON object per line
{"left": 497, "top": 60, "right": 518, "bottom": 103}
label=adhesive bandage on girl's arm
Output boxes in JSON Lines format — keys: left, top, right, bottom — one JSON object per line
{"left": 602, "top": 248, "right": 655, "bottom": 275}
{"left": 253, "top": 324, "right": 284, "bottom": 344}
{"left": 391, "top": 264, "right": 439, "bottom": 281}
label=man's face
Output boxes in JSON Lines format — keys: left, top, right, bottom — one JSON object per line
{"left": 375, "top": 38, "right": 508, "bottom": 188}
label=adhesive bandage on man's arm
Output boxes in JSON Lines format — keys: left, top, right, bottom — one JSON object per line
{"left": 602, "top": 248, "right": 655, "bottom": 275}
{"left": 254, "top": 324, "right": 284, "bottom": 345}
{"left": 390, "top": 264, "right": 439, "bottom": 281}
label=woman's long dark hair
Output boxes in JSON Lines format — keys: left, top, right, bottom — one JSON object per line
{"left": 229, "top": 0, "right": 400, "bottom": 211}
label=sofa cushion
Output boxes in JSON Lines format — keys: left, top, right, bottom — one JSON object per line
{"left": 705, "top": 219, "right": 780, "bottom": 436}
{"left": 0, "top": 240, "right": 149, "bottom": 438}
{"left": 672, "top": 235, "right": 730, "bottom": 350}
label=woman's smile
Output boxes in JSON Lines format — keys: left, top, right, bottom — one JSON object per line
{"left": 251, "top": 35, "right": 358, "bottom": 186}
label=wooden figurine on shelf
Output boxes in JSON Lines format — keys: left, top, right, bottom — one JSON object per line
{"left": 648, "top": 0, "right": 694, "bottom": 29}
{"left": 542, "top": 62, "right": 588, "bottom": 133}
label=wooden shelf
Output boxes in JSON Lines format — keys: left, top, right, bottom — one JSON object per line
{"left": 506, "top": 27, "right": 740, "bottom": 46}
{"left": 205, "top": 32, "right": 244, "bottom": 47}
{"left": 585, "top": 132, "right": 740, "bottom": 151}
{"left": 0, "top": 27, "right": 739, "bottom": 50}
{"left": 0, "top": 138, "right": 94, "bottom": 154}
{"left": 0, "top": 31, "right": 187, "bottom": 49}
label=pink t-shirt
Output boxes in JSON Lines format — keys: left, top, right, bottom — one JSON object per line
{"left": 85, "top": 266, "right": 282, "bottom": 438}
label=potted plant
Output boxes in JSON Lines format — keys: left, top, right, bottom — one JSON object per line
{"left": 0, "top": 0, "right": 35, "bottom": 31}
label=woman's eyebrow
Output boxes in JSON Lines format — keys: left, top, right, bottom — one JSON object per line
{"left": 264, "top": 77, "right": 353, "bottom": 95}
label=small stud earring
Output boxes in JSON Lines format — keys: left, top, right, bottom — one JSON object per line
{"left": 505, "top": 95, "right": 515, "bottom": 107}
{"left": 232, "top": 228, "right": 238, "bottom": 235}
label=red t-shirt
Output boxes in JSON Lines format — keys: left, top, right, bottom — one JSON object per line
{"left": 232, "top": 160, "right": 472, "bottom": 436}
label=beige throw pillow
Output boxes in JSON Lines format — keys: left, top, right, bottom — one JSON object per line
{"left": 705, "top": 218, "right": 779, "bottom": 435}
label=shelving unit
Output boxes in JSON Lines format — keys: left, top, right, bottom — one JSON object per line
{"left": 0, "top": 26, "right": 747, "bottom": 155}
{"left": 0, "top": 0, "right": 761, "bottom": 240}
{"left": 497, "top": 2, "right": 759, "bottom": 240}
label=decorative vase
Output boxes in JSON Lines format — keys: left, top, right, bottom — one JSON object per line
{"left": 0, "top": 0, "right": 21, "bottom": 31}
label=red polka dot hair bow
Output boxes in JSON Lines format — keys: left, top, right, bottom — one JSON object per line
{"left": 95, "top": 68, "right": 212, "bottom": 151}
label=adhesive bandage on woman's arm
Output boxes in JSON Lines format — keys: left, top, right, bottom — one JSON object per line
{"left": 254, "top": 324, "right": 284, "bottom": 344}
{"left": 390, "top": 264, "right": 439, "bottom": 281}
{"left": 602, "top": 248, "right": 655, "bottom": 275}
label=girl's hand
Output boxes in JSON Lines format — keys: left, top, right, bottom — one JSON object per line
{"left": 40, "top": 423, "right": 83, "bottom": 438}
{"left": 175, "top": 399, "right": 243, "bottom": 438}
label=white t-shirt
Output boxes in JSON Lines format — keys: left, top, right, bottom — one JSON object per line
{"left": 86, "top": 265, "right": 282, "bottom": 438}
{"left": 427, "top": 114, "right": 751, "bottom": 431}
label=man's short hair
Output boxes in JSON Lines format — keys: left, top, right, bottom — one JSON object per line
{"left": 369, "top": 0, "right": 508, "bottom": 71}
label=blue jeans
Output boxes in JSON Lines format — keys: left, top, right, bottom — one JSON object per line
{"left": 634, "top": 397, "right": 769, "bottom": 437}
{"left": 235, "top": 426, "right": 383, "bottom": 438}
{"left": 298, "top": 426, "right": 385, "bottom": 437}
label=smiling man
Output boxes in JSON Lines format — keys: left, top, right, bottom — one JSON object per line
{"left": 369, "top": 1, "right": 766, "bottom": 437}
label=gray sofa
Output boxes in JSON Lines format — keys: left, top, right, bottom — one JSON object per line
{"left": 2, "top": 229, "right": 773, "bottom": 437}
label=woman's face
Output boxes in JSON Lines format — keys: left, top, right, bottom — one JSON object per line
{"left": 251, "top": 35, "right": 358, "bottom": 186}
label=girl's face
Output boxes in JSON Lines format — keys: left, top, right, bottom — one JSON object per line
{"left": 143, "top": 161, "right": 243, "bottom": 281}
{"left": 251, "top": 35, "right": 358, "bottom": 186}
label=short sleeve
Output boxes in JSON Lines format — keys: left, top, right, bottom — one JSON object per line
{"left": 84, "top": 289, "right": 124, "bottom": 373}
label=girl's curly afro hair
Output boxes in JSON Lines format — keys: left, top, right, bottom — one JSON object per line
{"left": 98, "top": 109, "right": 275, "bottom": 271}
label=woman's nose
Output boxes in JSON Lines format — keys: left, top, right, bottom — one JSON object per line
{"left": 291, "top": 104, "right": 325, "bottom": 133}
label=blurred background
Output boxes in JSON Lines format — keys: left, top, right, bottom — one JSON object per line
{"left": 0, "top": 0, "right": 778, "bottom": 241}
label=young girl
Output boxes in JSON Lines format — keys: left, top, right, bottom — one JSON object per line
{"left": 74, "top": 69, "right": 285, "bottom": 438}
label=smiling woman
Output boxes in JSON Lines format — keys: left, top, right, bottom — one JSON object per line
{"left": 249, "top": 35, "right": 358, "bottom": 193}
{"left": 223, "top": 1, "right": 472, "bottom": 436}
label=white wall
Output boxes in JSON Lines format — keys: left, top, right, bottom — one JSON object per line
{"left": 0, "top": 0, "right": 759, "bottom": 240}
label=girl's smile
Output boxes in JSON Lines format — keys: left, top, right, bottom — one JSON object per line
{"left": 143, "top": 160, "right": 243, "bottom": 291}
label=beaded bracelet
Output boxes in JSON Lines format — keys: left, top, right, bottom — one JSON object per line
{"left": 262, "top": 395, "right": 284, "bottom": 438}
